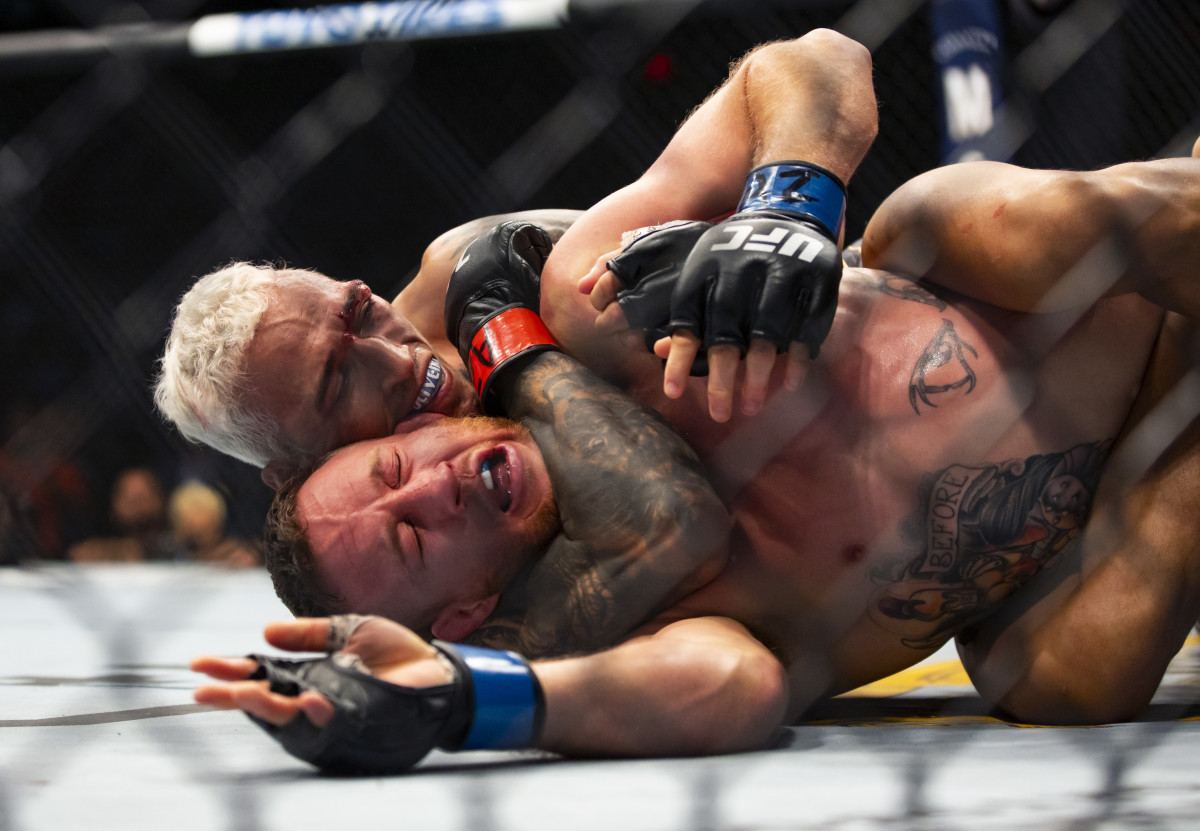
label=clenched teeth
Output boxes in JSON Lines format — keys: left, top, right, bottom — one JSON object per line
{"left": 411, "top": 357, "right": 444, "bottom": 412}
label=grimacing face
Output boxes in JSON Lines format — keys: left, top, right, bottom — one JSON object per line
{"left": 241, "top": 271, "right": 479, "bottom": 481}
{"left": 296, "top": 414, "right": 559, "bottom": 642}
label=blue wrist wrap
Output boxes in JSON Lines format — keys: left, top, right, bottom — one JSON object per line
{"left": 737, "top": 161, "right": 847, "bottom": 241}
{"left": 438, "top": 642, "right": 544, "bottom": 751}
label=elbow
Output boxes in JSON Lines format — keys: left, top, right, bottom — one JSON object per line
{"left": 761, "top": 28, "right": 874, "bottom": 88}
{"left": 746, "top": 31, "right": 878, "bottom": 165}
{"left": 796, "top": 28, "right": 873, "bottom": 68}
{"left": 656, "top": 635, "right": 788, "bottom": 755}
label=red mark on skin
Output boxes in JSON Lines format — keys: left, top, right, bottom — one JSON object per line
{"left": 959, "top": 222, "right": 974, "bottom": 235}
{"left": 993, "top": 203, "right": 1006, "bottom": 219}
{"left": 842, "top": 543, "right": 866, "bottom": 563}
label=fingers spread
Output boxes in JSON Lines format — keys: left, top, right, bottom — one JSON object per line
{"left": 741, "top": 340, "right": 777, "bottom": 416}
{"left": 663, "top": 331, "right": 702, "bottom": 398}
{"left": 298, "top": 690, "right": 335, "bottom": 728}
{"left": 705, "top": 345, "right": 741, "bottom": 423}
{"left": 263, "top": 618, "right": 331, "bottom": 653}
{"left": 190, "top": 655, "right": 259, "bottom": 681}
{"left": 230, "top": 682, "right": 305, "bottom": 727}
{"left": 343, "top": 617, "right": 436, "bottom": 668}
{"left": 593, "top": 298, "right": 631, "bottom": 334}
{"left": 784, "top": 342, "right": 811, "bottom": 390}
{"left": 193, "top": 684, "right": 243, "bottom": 709}
{"left": 582, "top": 251, "right": 624, "bottom": 311}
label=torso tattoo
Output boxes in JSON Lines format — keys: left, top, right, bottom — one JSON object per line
{"left": 868, "top": 440, "right": 1110, "bottom": 649}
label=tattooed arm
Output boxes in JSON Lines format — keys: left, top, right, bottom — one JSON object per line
{"left": 465, "top": 350, "right": 731, "bottom": 658}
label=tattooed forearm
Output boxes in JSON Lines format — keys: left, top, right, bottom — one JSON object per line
{"left": 485, "top": 350, "right": 731, "bottom": 658}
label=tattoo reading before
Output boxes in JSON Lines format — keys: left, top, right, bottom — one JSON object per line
{"left": 870, "top": 441, "right": 1110, "bottom": 649}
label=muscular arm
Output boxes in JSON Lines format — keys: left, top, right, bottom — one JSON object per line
{"left": 389, "top": 31, "right": 873, "bottom": 384}
{"left": 194, "top": 613, "right": 788, "bottom": 762}
{"left": 542, "top": 31, "right": 877, "bottom": 370}
{"left": 466, "top": 350, "right": 732, "bottom": 658}
{"left": 535, "top": 615, "right": 787, "bottom": 756}
{"left": 861, "top": 158, "right": 1200, "bottom": 315}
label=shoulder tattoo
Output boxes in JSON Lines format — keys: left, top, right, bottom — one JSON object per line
{"left": 909, "top": 319, "right": 978, "bottom": 414}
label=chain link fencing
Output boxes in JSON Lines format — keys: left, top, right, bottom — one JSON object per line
{"left": 0, "top": 0, "right": 1199, "bottom": 826}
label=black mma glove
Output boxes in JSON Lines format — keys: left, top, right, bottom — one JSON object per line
{"left": 444, "top": 221, "right": 560, "bottom": 414}
{"left": 246, "top": 641, "right": 545, "bottom": 775}
{"left": 607, "top": 220, "right": 712, "bottom": 373}
{"left": 670, "top": 161, "right": 847, "bottom": 371}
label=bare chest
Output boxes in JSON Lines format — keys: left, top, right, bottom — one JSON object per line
{"left": 670, "top": 273, "right": 1163, "bottom": 692}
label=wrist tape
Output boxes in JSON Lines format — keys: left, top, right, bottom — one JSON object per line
{"left": 434, "top": 641, "right": 545, "bottom": 751}
{"left": 467, "top": 307, "right": 559, "bottom": 407}
{"left": 737, "top": 161, "right": 847, "bottom": 241}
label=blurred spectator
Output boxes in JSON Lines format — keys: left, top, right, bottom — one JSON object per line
{"left": 1, "top": 399, "right": 97, "bottom": 561}
{"left": 0, "top": 489, "right": 36, "bottom": 565}
{"left": 168, "top": 480, "right": 262, "bottom": 569}
{"left": 68, "top": 466, "right": 182, "bottom": 563}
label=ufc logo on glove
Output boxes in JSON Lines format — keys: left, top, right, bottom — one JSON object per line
{"left": 707, "top": 224, "right": 826, "bottom": 261}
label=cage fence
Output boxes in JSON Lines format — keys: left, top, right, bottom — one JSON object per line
{"left": 1, "top": 0, "right": 1200, "bottom": 828}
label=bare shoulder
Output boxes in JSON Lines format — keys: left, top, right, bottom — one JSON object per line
{"left": 394, "top": 209, "right": 585, "bottom": 333}
{"left": 424, "top": 209, "right": 583, "bottom": 267}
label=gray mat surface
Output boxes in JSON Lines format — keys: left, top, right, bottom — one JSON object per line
{"left": 3, "top": 564, "right": 1198, "bottom": 830}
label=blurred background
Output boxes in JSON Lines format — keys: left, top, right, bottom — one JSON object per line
{"left": 1, "top": 0, "right": 1197, "bottom": 564}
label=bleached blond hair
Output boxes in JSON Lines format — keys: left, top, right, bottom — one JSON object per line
{"left": 154, "top": 262, "right": 303, "bottom": 468}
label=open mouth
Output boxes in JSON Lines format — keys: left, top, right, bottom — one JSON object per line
{"left": 410, "top": 357, "right": 445, "bottom": 413}
{"left": 480, "top": 450, "right": 513, "bottom": 512}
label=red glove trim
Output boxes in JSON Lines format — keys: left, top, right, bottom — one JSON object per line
{"left": 468, "top": 308, "right": 558, "bottom": 400}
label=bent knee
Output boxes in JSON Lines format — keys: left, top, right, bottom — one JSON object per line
{"left": 966, "top": 646, "right": 1158, "bottom": 725}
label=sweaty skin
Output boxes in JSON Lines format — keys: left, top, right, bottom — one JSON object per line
{"left": 194, "top": 31, "right": 1200, "bottom": 754}
{"left": 395, "top": 31, "right": 878, "bottom": 424}
{"left": 196, "top": 254, "right": 1170, "bottom": 755}
{"left": 288, "top": 350, "right": 731, "bottom": 658}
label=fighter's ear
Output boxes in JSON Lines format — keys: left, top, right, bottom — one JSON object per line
{"left": 261, "top": 460, "right": 292, "bottom": 491}
{"left": 430, "top": 594, "right": 500, "bottom": 643}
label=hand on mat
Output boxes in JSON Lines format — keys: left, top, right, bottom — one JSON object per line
{"left": 192, "top": 616, "right": 452, "bottom": 727}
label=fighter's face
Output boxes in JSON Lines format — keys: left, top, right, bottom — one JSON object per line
{"left": 242, "top": 271, "right": 479, "bottom": 476}
{"left": 296, "top": 414, "right": 558, "bottom": 636}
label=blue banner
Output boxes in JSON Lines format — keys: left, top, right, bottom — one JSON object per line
{"left": 930, "top": 0, "right": 1004, "bottom": 164}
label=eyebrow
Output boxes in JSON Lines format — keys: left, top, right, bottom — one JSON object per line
{"left": 371, "top": 447, "right": 407, "bottom": 559}
{"left": 313, "top": 284, "right": 360, "bottom": 413}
